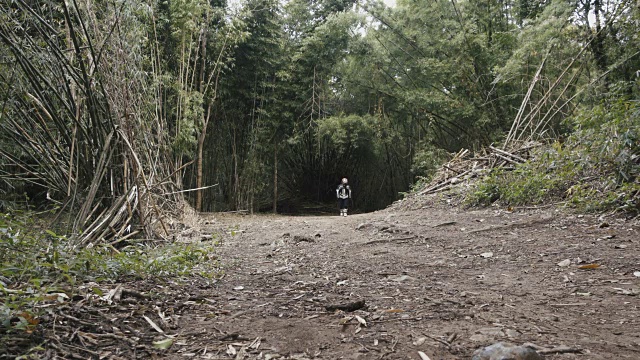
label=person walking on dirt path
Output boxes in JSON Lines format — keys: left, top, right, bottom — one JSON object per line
{"left": 336, "top": 178, "right": 352, "bottom": 217}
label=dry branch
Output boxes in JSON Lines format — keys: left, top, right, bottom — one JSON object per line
{"left": 363, "top": 236, "right": 416, "bottom": 245}
{"left": 414, "top": 141, "right": 541, "bottom": 196}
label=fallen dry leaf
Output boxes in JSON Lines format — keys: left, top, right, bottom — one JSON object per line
{"left": 413, "top": 337, "right": 427, "bottom": 346}
{"left": 613, "top": 288, "right": 639, "bottom": 296}
{"left": 19, "top": 312, "right": 39, "bottom": 326}
{"left": 227, "top": 344, "right": 237, "bottom": 356}
{"left": 557, "top": 259, "right": 571, "bottom": 267}
{"left": 152, "top": 338, "right": 173, "bottom": 350}
{"left": 578, "top": 264, "right": 600, "bottom": 270}
{"left": 143, "top": 315, "right": 164, "bottom": 333}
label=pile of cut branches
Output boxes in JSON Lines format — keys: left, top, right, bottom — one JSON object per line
{"left": 415, "top": 34, "right": 602, "bottom": 200}
{"left": 416, "top": 142, "right": 542, "bottom": 196}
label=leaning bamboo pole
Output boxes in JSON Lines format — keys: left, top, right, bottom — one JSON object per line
{"left": 0, "top": 0, "right": 183, "bottom": 245}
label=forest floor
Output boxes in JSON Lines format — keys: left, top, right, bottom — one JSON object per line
{"left": 166, "top": 197, "right": 640, "bottom": 360}
{"left": 21, "top": 196, "right": 640, "bottom": 359}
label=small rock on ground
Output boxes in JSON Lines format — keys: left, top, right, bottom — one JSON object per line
{"left": 472, "top": 342, "right": 543, "bottom": 360}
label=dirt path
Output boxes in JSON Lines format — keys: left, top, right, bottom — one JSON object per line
{"left": 175, "top": 205, "right": 640, "bottom": 359}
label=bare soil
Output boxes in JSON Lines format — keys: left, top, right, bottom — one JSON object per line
{"left": 171, "top": 201, "right": 640, "bottom": 359}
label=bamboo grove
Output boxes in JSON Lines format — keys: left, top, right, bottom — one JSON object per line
{"left": 1, "top": 0, "right": 639, "bottom": 242}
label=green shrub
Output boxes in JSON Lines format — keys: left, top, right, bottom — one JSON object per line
{"left": 467, "top": 97, "right": 639, "bottom": 214}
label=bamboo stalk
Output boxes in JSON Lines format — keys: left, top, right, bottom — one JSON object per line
{"left": 118, "top": 129, "right": 169, "bottom": 237}
{"left": 504, "top": 51, "right": 549, "bottom": 148}
{"left": 75, "top": 130, "right": 115, "bottom": 230}
{"left": 489, "top": 146, "right": 526, "bottom": 163}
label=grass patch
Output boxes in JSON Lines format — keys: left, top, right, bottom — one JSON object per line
{"left": 0, "top": 211, "right": 220, "bottom": 337}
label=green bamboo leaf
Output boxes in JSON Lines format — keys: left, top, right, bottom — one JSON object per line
{"left": 153, "top": 338, "right": 174, "bottom": 350}
{"left": 91, "top": 287, "right": 104, "bottom": 296}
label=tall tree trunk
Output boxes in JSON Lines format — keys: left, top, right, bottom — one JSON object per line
{"left": 195, "top": 104, "right": 211, "bottom": 211}
{"left": 233, "top": 128, "right": 239, "bottom": 210}
{"left": 195, "top": 135, "right": 204, "bottom": 210}
{"left": 591, "top": 0, "right": 608, "bottom": 76}
{"left": 273, "top": 142, "right": 278, "bottom": 214}
{"left": 195, "top": 17, "right": 209, "bottom": 212}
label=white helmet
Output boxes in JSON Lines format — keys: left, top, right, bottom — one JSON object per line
{"left": 342, "top": 178, "right": 348, "bottom": 184}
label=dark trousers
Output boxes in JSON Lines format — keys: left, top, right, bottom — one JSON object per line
{"left": 339, "top": 198, "right": 349, "bottom": 209}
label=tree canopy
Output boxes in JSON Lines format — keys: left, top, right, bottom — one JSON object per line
{"left": 1, "top": 0, "right": 638, "bottom": 227}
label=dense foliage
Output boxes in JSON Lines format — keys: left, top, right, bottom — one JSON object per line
{"left": 1, "top": 0, "right": 638, "bottom": 216}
